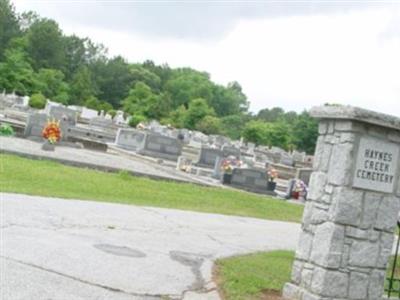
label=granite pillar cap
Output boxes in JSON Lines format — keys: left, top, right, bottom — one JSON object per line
{"left": 310, "top": 105, "right": 400, "bottom": 131}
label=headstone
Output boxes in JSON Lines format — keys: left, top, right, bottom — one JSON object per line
{"left": 279, "top": 154, "right": 293, "bottom": 166}
{"left": 292, "top": 150, "right": 306, "bottom": 163}
{"left": 138, "top": 133, "right": 182, "bottom": 161}
{"left": 196, "top": 147, "right": 223, "bottom": 168}
{"left": 46, "top": 103, "right": 77, "bottom": 126}
{"left": 230, "top": 168, "right": 270, "bottom": 194}
{"left": 296, "top": 168, "right": 313, "bottom": 186}
{"left": 283, "top": 105, "right": 400, "bottom": 300}
{"left": 80, "top": 107, "right": 98, "bottom": 120}
{"left": 222, "top": 145, "right": 241, "bottom": 159}
{"left": 115, "top": 128, "right": 146, "bottom": 151}
{"left": 114, "top": 111, "right": 126, "bottom": 125}
{"left": 24, "top": 113, "right": 68, "bottom": 140}
{"left": 89, "top": 116, "right": 113, "bottom": 128}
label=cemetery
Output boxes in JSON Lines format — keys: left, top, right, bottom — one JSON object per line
{"left": 2, "top": 1, "right": 400, "bottom": 299}
{"left": 0, "top": 91, "right": 314, "bottom": 200}
{"left": 1, "top": 91, "right": 399, "bottom": 300}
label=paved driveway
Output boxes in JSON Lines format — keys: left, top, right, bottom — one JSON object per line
{"left": 0, "top": 193, "right": 300, "bottom": 300}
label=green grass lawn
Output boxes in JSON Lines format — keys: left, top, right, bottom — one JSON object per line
{"left": 0, "top": 154, "right": 304, "bottom": 222}
{"left": 216, "top": 251, "right": 295, "bottom": 300}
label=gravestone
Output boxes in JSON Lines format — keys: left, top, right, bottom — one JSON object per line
{"left": 196, "top": 147, "right": 223, "bottom": 168}
{"left": 138, "top": 133, "right": 182, "bottom": 161}
{"left": 115, "top": 128, "right": 146, "bottom": 151}
{"left": 80, "top": 107, "right": 98, "bottom": 120}
{"left": 230, "top": 168, "right": 271, "bottom": 194}
{"left": 292, "top": 150, "right": 306, "bottom": 163}
{"left": 280, "top": 153, "right": 294, "bottom": 166}
{"left": 283, "top": 105, "right": 400, "bottom": 300}
{"left": 296, "top": 168, "right": 313, "bottom": 186}
{"left": 89, "top": 116, "right": 113, "bottom": 128}
{"left": 114, "top": 110, "right": 126, "bottom": 125}
{"left": 222, "top": 145, "right": 241, "bottom": 159}
{"left": 47, "top": 105, "right": 77, "bottom": 125}
{"left": 25, "top": 113, "right": 69, "bottom": 141}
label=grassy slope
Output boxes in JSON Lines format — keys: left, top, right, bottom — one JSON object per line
{"left": 216, "top": 251, "right": 295, "bottom": 300}
{"left": 0, "top": 154, "right": 304, "bottom": 222}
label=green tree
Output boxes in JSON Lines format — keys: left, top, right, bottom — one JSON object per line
{"left": 130, "top": 64, "right": 161, "bottom": 92}
{"left": 211, "top": 82, "right": 248, "bottom": 116}
{"left": 122, "top": 82, "right": 165, "bottom": 119}
{"left": 195, "top": 116, "right": 221, "bottom": 135}
{"left": 91, "top": 56, "right": 132, "bottom": 107}
{"left": 0, "top": 0, "right": 21, "bottom": 59}
{"left": 69, "top": 66, "right": 97, "bottom": 105}
{"left": 220, "top": 114, "right": 252, "bottom": 140}
{"left": 167, "top": 105, "right": 187, "bottom": 128}
{"left": 164, "top": 68, "right": 213, "bottom": 108}
{"left": 142, "top": 60, "right": 172, "bottom": 87}
{"left": 184, "top": 98, "right": 214, "bottom": 129}
{"left": 242, "top": 120, "right": 290, "bottom": 149}
{"left": 25, "top": 18, "right": 66, "bottom": 71}
{"left": 36, "top": 68, "right": 69, "bottom": 104}
{"left": 128, "top": 114, "right": 147, "bottom": 127}
{"left": 265, "top": 121, "right": 291, "bottom": 150}
{"left": 0, "top": 46, "right": 38, "bottom": 95}
{"left": 63, "top": 35, "right": 107, "bottom": 80}
{"left": 291, "top": 111, "right": 318, "bottom": 154}
{"left": 257, "top": 107, "right": 285, "bottom": 122}
{"left": 242, "top": 120, "right": 267, "bottom": 146}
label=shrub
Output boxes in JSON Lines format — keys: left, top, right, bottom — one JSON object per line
{"left": 29, "top": 93, "right": 46, "bottom": 109}
{"left": 0, "top": 123, "right": 15, "bottom": 136}
{"left": 128, "top": 114, "right": 147, "bottom": 127}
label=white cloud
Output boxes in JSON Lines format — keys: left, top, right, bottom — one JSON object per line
{"left": 13, "top": 2, "right": 400, "bottom": 116}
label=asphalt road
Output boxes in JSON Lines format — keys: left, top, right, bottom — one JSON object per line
{"left": 0, "top": 193, "right": 300, "bottom": 300}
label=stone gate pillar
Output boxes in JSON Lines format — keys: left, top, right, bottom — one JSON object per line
{"left": 283, "top": 106, "right": 400, "bottom": 300}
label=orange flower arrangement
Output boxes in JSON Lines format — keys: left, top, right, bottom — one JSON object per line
{"left": 42, "top": 119, "right": 62, "bottom": 144}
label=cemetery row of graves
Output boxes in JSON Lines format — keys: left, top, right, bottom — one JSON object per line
{"left": 0, "top": 91, "right": 313, "bottom": 200}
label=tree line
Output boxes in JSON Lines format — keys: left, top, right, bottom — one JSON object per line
{"left": 0, "top": 0, "right": 318, "bottom": 154}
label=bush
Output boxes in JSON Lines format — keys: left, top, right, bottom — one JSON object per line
{"left": 0, "top": 123, "right": 15, "bottom": 136}
{"left": 29, "top": 93, "right": 46, "bottom": 109}
{"left": 128, "top": 114, "right": 147, "bottom": 127}
{"left": 108, "top": 109, "right": 117, "bottom": 118}
{"left": 196, "top": 116, "right": 221, "bottom": 135}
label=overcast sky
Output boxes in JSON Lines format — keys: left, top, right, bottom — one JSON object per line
{"left": 13, "top": 0, "right": 400, "bottom": 116}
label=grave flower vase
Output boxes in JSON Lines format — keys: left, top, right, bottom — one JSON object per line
{"left": 222, "top": 173, "right": 232, "bottom": 184}
{"left": 267, "top": 181, "right": 276, "bottom": 191}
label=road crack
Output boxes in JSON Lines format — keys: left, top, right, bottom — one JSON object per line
{"left": 1, "top": 255, "right": 176, "bottom": 299}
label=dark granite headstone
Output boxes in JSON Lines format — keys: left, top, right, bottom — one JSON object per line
{"left": 230, "top": 168, "right": 270, "bottom": 194}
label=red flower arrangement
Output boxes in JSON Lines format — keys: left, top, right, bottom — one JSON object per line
{"left": 42, "top": 119, "right": 62, "bottom": 144}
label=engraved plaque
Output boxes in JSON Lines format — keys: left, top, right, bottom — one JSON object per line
{"left": 353, "top": 137, "right": 399, "bottom": 193}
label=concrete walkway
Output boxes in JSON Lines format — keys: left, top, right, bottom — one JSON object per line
{"left": 0, "top": 193, "right": 301, "bottom": 300}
